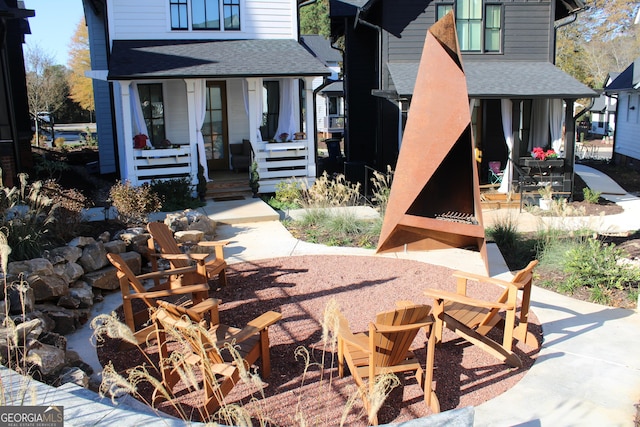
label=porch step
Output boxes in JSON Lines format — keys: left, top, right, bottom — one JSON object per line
{"left": 206, "top": 176, "right": 252, "bottom": 201}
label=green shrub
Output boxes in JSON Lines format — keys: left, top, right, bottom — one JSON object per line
{"left": 150, "top": 177, "right": 204, "bottom": 212}
{"left": 583, "top": 187, "right": 602, "bottom": 204}
{"left": 269, "top": 179, "right": 302, "bottom": 210}
{"left": 109, "top": 180, "right": 162, "bottom": 225}
{"left": 33, "top": 155, "right": 70, "bottom": 181}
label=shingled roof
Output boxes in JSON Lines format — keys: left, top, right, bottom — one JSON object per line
{"left": 606, "top": 58, "right": 640, "bottom": 93}
{"left": 108, "top": 39, "right": 330, "bottom": 80}
{"left": 387, "top": 61, "right": 596, "bottom": 99}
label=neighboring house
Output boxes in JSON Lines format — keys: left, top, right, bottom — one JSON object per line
{"left": 329, "top": 0, "right": 596, "bottom": 193}
{"left": 300, "top": 34, "right": 344, "bottom": 139}
{"left": 605, "top": 57, "right": 640, "bottom": 167}
{"left": 83, "top": 0, "right": 330, "bottom": 193}
{"left": 0, "top": 1, "right": 34, "bottom": 188}
{"left": 589, "top": 73, "right": 619, "bottom": 138}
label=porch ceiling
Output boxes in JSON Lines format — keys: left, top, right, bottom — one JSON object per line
{"left": 387, "top": 61, "right": 597, "bottom": 100}
{"left": 107, "top": 39, "right": 331, "bottom": 80}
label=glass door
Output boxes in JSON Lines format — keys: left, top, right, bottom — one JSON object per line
{"left": 202, "top": 81, "right": 229, "bottom": 171}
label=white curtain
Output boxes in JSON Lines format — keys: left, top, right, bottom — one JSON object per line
{"left": 498, "top": 99, "right": 513, "bottom": 193}
{"left": 274, "top": 79, "right": 297, "bottom": 140}
{"left": 549, "top": 99, "right": 564, "bottom": 156}
{"left": 529, "top": 99, "right": 549, "bottom": 151}
{"left": 193, "top": 79, "right": 210, "bottom": 181}
{"left": 130, "top": 82, "right": 151, "bottom": 147}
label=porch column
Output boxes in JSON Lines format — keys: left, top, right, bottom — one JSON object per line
{"left": 304, "top": 76, "right": 316, "bottom": 177}
{"left": 510, "top": 99, "right": 522, "bottom": 190}
{"left": 564, "top": 99, "right": 576, "bottom": 194}
{"left": 118, "top": 80, "right": 137, "bottom": 185}
{"left": 184, "top": 79, "right": 202, "bottom": 184}
{"left": 246, "top": 77, "right": 261, "bottom": 145}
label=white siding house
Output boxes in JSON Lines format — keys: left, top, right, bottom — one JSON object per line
{"left": 83, "top": 0, "right": 329, "bottom": 193}
{"left": 606, "top": 58, "right": 640, "bottom": 166}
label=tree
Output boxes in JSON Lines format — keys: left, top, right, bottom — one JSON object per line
{"left": 299, "top": 0, "right": 330, "bottom": 37}
{"left": 68, "top": 18, "right": 94, "bottom": 115}
{"left": 25, "top": 44, "right": 67, "bottom": 120}
{"left": 556, "top": 0, "right": 640, "bottom": 88}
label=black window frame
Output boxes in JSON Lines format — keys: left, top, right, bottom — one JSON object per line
{"left": 192, "top": 0, "right": 221, "bottom": 30}
{"left": 170, "top": 0, "right": 188, "bottom": 30}
{"left": 437, "top": 1, "right": 503, "bottom": 54}
{"left": 223, "top": 0, "right": 240, "bottom": 31}
{"left": 138, "top": 83, "right": 166, "bottom": 148}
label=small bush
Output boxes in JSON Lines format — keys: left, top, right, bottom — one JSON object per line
{"left": 583, "top": 187, "right": 602, "bottom": 204}
{"left": 269, "top": 179, "right": 303, "bottom": 210}
{"left": 41, "top": 180, "right": 90, "bottom": 244}
{"left": 301, "top": 172, "right": 361, "bottom": 208}
{"left": 370, "top": 166, "right": 393, "bottom": 217}
{"left": 53, "top": 137, "right": 66, "bottom": 148}
{"left": 109, "top": 180, "right": 162, "bottom": 225}
{"left": 0, "top": 173, "right": 57, "bottom": 261}
{"left": 33, "top": 155, "right": 70, "bottom": 181}
{"left": 150, "top": 177, "right": 204, "bottom": 212}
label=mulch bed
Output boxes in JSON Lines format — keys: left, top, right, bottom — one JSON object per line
{"left": 97, "top": 255, "right": 541, "bottom": 426}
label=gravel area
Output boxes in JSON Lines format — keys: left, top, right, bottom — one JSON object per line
{"left": 97, "top": 255, "right": 541, "bottom": 426}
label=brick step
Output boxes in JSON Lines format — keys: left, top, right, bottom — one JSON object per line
{"left": 206, "top": 179, "right": 252, "bottom": 200}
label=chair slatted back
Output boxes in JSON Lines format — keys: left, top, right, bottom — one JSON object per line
{"left": 148, "top": 222, "right": 191, "bottom": 269}
{"left": 107, "top": 253, "right": 152, "bottom": 302}
{"left": 371, "top": 304, "right": 431, "bottom": 367}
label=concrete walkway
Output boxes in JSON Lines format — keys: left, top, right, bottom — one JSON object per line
{"left": 63, "top": 164, "right": 640, "bottom": 426}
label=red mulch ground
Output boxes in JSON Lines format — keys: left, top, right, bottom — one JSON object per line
{"left": 97, "top": 255, "right": 541, "bottom": 426}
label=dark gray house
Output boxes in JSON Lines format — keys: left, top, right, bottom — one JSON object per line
{"left": 329, "top": 0, "right": 596, "bottom": 193}
{"left": 0, "top": 0, "right": 34, "bottom": 188}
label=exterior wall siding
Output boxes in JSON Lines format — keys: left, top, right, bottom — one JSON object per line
{"left": 385, "top": 0, "right": 553, "bottom": 64}
{"left": 615, "top": 92, "right": 640, "bottom": 161}
{"left": 107, "top": 0, "right": 296, "bottom": 41}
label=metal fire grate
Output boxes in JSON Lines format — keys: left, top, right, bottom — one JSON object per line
{"left": 435, "top": 211, "right": 478, "bottom": 225}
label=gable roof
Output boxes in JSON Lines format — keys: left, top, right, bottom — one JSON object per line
{"left": 605, "top": 58, "right": 640, "bottom": 93}
{"left": 108, "top": 39, "right": 330, "bottom": 80}
{"left": 387, "top": 61, "right": 596, "bottom": 99}
{"left": 300, "top": 35, "right": 342, "bottom": 65}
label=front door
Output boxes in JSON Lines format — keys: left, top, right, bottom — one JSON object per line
{"left": 203, "top": 82, "right": 229, "bottom": 171}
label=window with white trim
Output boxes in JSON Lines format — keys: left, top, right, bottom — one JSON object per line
{"left": 170, "top": 0, "right": 241, "bottom": 31}
{"left": 436, "top": 1, "right": 502, "bottom": 53}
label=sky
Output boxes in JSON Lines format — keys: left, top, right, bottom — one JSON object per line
{"left": 23, "top": 0, "right": 85, "bottom": 66}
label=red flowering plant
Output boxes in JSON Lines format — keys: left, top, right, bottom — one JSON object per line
{"left": 531, "top": 147, "right": 558, "bottom": 160}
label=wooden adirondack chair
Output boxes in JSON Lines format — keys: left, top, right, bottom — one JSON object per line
{"left": 336, "top": 301, "right": 439, "bottom": 425}
{"left": 151, "top": 301, "right": 239, "bottom": 418}
{"left": 147, "top": 221, "right": 229, "bottom": 288}
{"left": 106, "top": 253, "right": 214, "bottom": 345}
{"left": 153, "top": 299, "right": 282, "bottom": 383}
{"left": 424, "top": 260, "right": 539, "bottom": 368}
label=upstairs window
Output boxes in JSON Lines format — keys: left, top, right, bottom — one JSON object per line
{"left": 170, "top": 0, "right": 241, "bottom": 31}
{"left": 193, "top": 0, "right": 220, "bottom": 30}
{"left": 170, "top": 0, "right": 188, "bottom": 29}
{"left": 437, "top": 1, "right": 502, "bottom": 53}
{"left": 223, "top": 0, "right": 240, "bottom": 30}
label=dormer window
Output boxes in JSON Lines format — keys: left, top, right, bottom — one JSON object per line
{"left": 436, "top": 1, "right": 502, "bottom": 53}
{"left": 170, "top": 0, "right": 241, "bottom": 31}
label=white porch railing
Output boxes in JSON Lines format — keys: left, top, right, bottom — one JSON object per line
{"left": 132, "top": 146, "right": 194, "bottom": 185}
{"left": 254, "top": 140, "right": 315, "bottom": 193}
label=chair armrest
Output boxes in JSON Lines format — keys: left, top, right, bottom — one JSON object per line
{"left": 424, "top": 288, "right": 513, "bottom": 311}
{"left": 338, "top": 330, "right": 370, "bottom": 353}
{"left": 158, "top": 253, "right": 210, "bottom": 262}
{"left": 197, "top": 240, "right": 230, "bottom": 248}
{"left": 217, "top": 311, "right": 282, "bottom": 345}
{"left": 136, "top": 265, "right": 198, "bottom": 281}
{"left": 126, "top": 283, "right": 210, "bottom": 300}
{"left": 452, "top": 270, "right": 520, "bottom": 290}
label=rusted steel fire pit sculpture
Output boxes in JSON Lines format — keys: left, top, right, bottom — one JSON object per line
{"left": 376, "top": 12, "right": 488, "bottom": 271}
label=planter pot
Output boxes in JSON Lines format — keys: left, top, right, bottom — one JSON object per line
{"left": 522, "top": 158, "right": 564, "bottom": 168}
{"left": 539, "top": 198, "right": 552, "bottom": 210}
